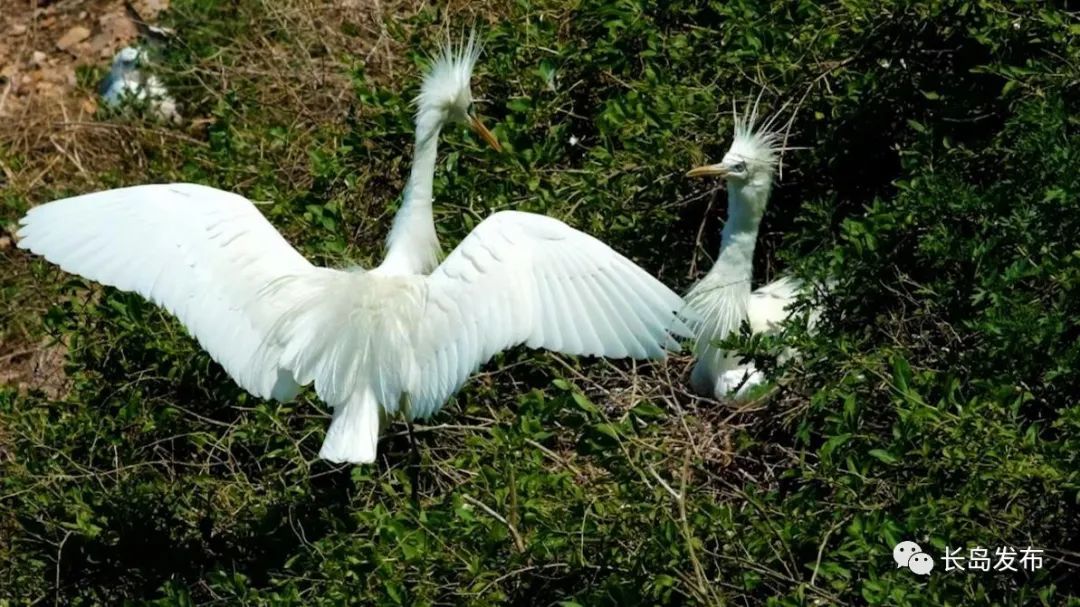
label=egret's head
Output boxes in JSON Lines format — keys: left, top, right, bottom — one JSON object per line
{"left": 687, "top": 98, "right": 788, "bottom": 188}
{"left": 415, "top": 31, "right": 500, "bottom": 151}
{"left": 111, "top": 47, "right": 146, "bottom": 73}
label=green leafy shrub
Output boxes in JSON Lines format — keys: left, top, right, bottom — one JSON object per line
{"left": 1, "top": 0, "right": 1078, "bottom": 605}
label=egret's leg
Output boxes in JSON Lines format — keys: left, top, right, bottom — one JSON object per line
{"left": 401, "top": 395, "right": 422, "bottom": 460}
{"left": 405, "top": 416, "right": 421, "bottom": 462}
{"left": 401, "top": 395, "right": 422, "bottom": 505}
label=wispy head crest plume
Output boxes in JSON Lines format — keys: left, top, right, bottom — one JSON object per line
{"left": 729, "top": 91, "right": 802, "bottom": 179}
{"left": 414, "top": 29, "right": 483, "bottom": 115}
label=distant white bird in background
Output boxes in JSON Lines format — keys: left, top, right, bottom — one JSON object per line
{"left": 683, "top": 101, "right": 804, "bottom": 400}
{"left": 20, "top": 34, "right": 690, "bottom": 464}
{"left": 99, "top": 46, "right": 180, "bottom": 123}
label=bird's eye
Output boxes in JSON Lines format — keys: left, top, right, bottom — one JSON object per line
{"left": 734, "top": 161, "right": 747, "bottom": 172}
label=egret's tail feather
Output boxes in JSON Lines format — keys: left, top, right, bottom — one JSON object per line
{"left": 319, "top": 389, "right": 381, "bottom": 464}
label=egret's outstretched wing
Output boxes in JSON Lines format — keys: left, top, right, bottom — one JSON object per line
{"left": 17, "top": 183, "right": 317, "bottom": 399}
{"left": 407, "top": 211, "right": 691, "bottom": 418}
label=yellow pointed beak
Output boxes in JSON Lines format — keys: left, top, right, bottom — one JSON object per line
{"left": 686, "top": 163, "right": 728, "bottom": 178}
{"left": 469, "top": 116, "right": 502, "bottom": 152}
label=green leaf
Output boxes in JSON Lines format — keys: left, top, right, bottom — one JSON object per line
{"left": 869, "top": 449, "right": 899, "bottom": 465}
{"left": 572, "top": 392, "right": 601, "bottom": 415}
{"left": 630, "top": 401, "right": 665, "bottom": 420}
{"left": 891, "top": 355, "right": 912, "bottom": 394}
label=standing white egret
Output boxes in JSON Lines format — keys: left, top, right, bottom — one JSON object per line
{"left": 18, "top": 34, "right": 690, "bottom": 464}
{"left": 99, "top": 47, "right": 180, "bottom": 124}
{"left": 683, "top": 101, "right": 803, "bottom": 399}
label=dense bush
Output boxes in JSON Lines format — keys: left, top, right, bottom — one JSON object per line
{"left": 1, "top": 0, "right": 1078, "bottom": 604}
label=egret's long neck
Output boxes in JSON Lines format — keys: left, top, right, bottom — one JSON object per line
{"left": 685, "top": 178, "right": 772, "bottom": 384}
{"left": 379, "top": 109, "right": 444, "bottom": 276}
{"left": 707, "top": 180, "right": 771, "bottom": 294}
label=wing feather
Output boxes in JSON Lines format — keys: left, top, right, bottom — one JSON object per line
{"left": 17, "top": 183, "right": 317, "bottom": 399}
{"left": 567, "top": 252, "right": 626, "bottom": 357}
{"left": 550, "top": 256, "right": 587, "bottom": 353}
{"left": 590, "top": 267, "right": 649, "bottom": 358}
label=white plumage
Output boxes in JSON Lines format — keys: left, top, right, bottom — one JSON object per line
{"left": 18, "top": 35, "right": 689, "bottom": 464}
{"left": 684, "top": 100, "right": 804, "bottom": 399}
{"left": 18, "top": 184, "right": 309, "bottom": 401}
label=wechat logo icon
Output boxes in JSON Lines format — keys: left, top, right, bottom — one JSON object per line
{"left": 893, "top": 541, "right": 935, "bottom": 575}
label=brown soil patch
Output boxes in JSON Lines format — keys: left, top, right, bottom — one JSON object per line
{"left": 0, "top": 339, "right": 72, "bottom": 399}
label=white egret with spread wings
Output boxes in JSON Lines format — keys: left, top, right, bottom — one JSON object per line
{"left": 18, "top": 35, "right": 690, "bottom": 463}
